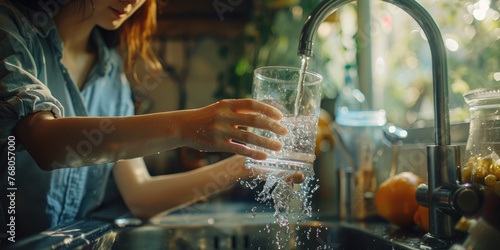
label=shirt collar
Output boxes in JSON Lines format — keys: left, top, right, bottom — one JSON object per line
{"left": 40, "top": 24, "right": 115, "bottom": 78}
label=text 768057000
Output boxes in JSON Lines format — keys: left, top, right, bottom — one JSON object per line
{"left": 6, "top": 135, "right": 16, "bottom": 243}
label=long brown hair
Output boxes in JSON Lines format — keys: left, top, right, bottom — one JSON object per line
{"left": 116, "top": 0, "right": 162, "bottom": 74}
{"left": 102, "top": 0, "right": 162, "bottom": 74}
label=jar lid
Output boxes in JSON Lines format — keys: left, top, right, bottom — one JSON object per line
{"left": 464, "top": 88, "right": 500, "bottom": 107}
{"left": 336, "top": 109, "right": 387, "bottom": 127}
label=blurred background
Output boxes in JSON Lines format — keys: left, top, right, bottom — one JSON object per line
{"left": 130, "top": 0, "right": 499, "bottom": 175}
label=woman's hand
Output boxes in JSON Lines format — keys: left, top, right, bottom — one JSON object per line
{"left": 181, "top": 99, "right": 288, "bottom": 160}
{"left": 114, "top": 155, "right": 305, "bottom": 220}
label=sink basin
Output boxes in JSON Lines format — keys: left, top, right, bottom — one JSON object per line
{"left": 7, "top": 203, "right": 425, "bottom": 250}
{"left": 84, "top": 216, "right": 420, "bottom": 250}
{"left": 86, "top": 223, "right": 418, "bottom": 250}
{"left": 77, "top": 214, "right": 423, "bottom": 250}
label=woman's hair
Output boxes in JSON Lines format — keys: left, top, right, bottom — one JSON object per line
{"left": 109, "top": 0, "right": 162, "bottom": 74}
{"left": 14, "top": 0, "right": 162, "bottom": 74}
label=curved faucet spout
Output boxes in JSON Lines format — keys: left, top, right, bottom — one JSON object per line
{"left": 298, "top": 0, "right": 355, "bottom": 58}
{"left": 298, "top": 0, "right": 467, "bottom": 248}
{"left": 298, "top": 0, "right": 450, "bottom": 146}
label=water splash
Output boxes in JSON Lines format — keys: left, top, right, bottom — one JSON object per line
{"left": 242, "top": 167, "right": 319, "bottom": 248}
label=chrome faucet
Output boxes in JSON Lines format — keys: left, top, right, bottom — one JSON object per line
{"left": 298, "top": 0, "right": 483, "bottom": 248}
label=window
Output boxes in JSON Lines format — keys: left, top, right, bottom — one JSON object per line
{"left": 319, "top": 0, "right": 499, "bottom": 128}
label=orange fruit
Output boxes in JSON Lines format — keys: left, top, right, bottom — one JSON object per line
{"left": 413, "top": 205, "right": 430, "bottom": 231}
{"left": 374, "top": 172, "right": 424, "bottom": 228}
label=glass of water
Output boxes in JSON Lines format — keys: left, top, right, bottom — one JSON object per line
{"left": 244, "top": 66, "right": 323, "bottom": 176}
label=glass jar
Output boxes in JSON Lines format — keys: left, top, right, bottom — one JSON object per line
{"left": 462, "top": 88, "right": 500, "bottom": 187}
{"left": 334, "top": 109, "right": 387, "bottom": 220}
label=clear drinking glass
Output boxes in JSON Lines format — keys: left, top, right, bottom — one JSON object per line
{"left": 244, "top": 66, "right": 323, "bottom": 176}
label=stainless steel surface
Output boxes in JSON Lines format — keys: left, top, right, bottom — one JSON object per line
{"left": 6, "top": 220, "right": 115, "bottom": 250}
{"left": 298, "top": 0, "right": 468, "bottom": 248}
{"left": 7, "top": 202, "right": 426, "bottom": 250}
{"left": 86, "top": 219, "right": 421, "bottom": 250}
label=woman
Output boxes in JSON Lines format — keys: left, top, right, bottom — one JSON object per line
{"left": 0, "top": 0, "right": 301, "bottom": 240}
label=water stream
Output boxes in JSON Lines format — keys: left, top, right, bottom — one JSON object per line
{"left": 293, "top": 55, "right": 310, "bottom": 117}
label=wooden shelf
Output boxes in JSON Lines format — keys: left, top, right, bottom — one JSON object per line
{"left": 156, "top": 0, "right": 252, "bottom": 38}
{"left": 156, "top": 18, "right": 248, "bottom": 39}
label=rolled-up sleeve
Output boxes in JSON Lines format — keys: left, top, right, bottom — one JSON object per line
{"left": 0, "top": 20, "right": 64, "bottom": 148}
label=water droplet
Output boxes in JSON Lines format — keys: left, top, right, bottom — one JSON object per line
{"left": 251, "top": 207, "right": 257, "bottom": 217}
{"left": 241, "top": 166, "right": 318, "bottom": 248}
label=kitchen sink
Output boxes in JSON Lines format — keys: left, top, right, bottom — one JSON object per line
{"left": 7, "top": 203, "right": 425, "bottom": 250}
{"left": 74, "top": 213, "right": 423, "bottom": 250}
{"left": 102, "top": 224, "right": 417, "bottom": 250}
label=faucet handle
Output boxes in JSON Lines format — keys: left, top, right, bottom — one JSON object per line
{"left": 433, "top": 184, "right": 484, "bottom": 217}
{"left": 416, "top": 183, "right": 484, "bottom": 217}
{"left": 451, "top": 184, "right": 484, "bottom": 217}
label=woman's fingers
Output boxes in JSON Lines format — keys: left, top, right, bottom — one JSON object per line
{"left": 284, "top": 171, "right": 306, "bottom": 183}
{"left": 231, "top": 112, "right": 288, "bottom": 136}
{"left": 228, "top": 127, "right": 282, "bottom": 151}
{"left": 223, "top": 99, "right": 284, "bottom": 120}
{"left": 248, "top": 167, "right": 306, "bottom": 184}
{"left": 229, "top": 143, "right": 268, "bottom": 160}
{"left": 219, "top": 99, "right": 288, "bottom": 136}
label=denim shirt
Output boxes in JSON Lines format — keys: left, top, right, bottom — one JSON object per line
{"left": 0, "top": 0, "right": 134, "bottom": 239}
